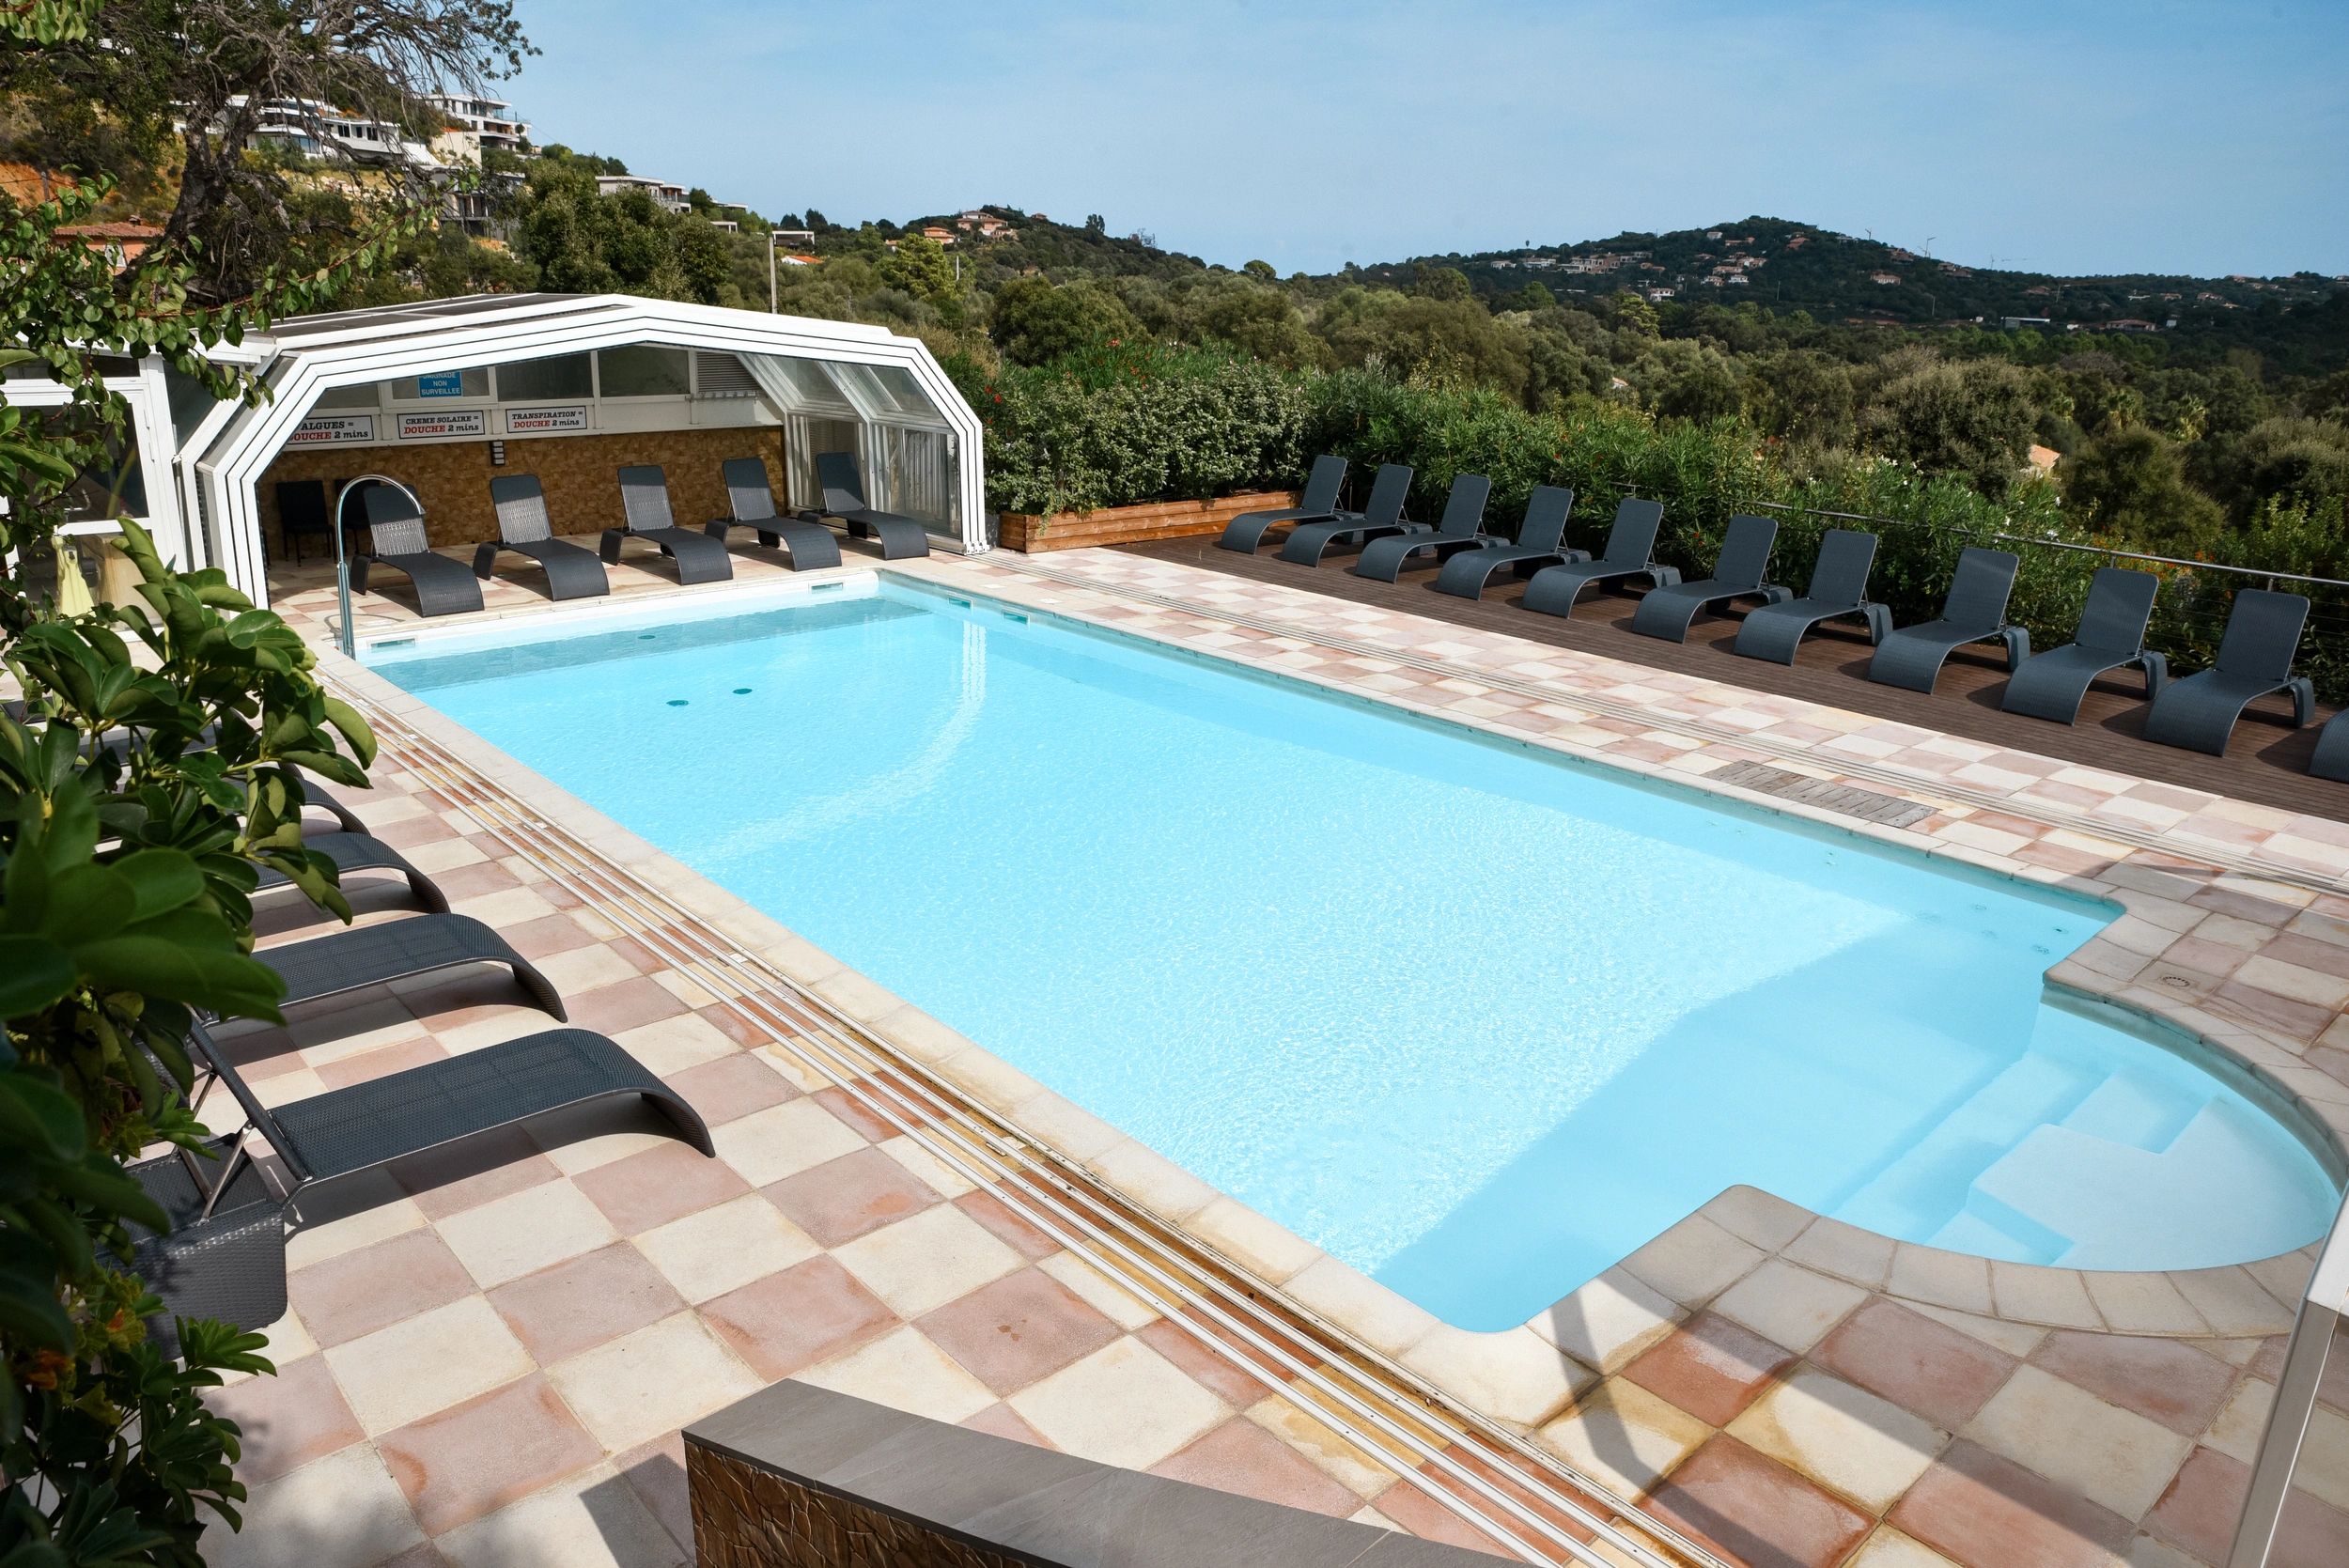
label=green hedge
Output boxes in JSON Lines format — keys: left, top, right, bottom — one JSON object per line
{"left": 961, "top": 344, "right": 1309, "bottom": 517}
{"left": 965, "top": 355, "right": 2349, "bottom": 702}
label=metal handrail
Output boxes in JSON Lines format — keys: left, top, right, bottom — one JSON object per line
{"left": 329, "top": 474, "right": 422, "bottom": 658}
{"left": 2227, "top": 1190, "right": 2349, "bottom": 1566}
{"left": 1560, "top": 472, "right": 2349, "bottom": 595}
{"left": 1737, "top": 497, "right": 2348, "bottom": 593}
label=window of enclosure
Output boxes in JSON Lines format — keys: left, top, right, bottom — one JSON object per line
{"left": 597, "top": 345, "right": 690, "bottom": 397}
{"left": 59, "top": 437, "right": 150, "bottom": 525}
{"left": 494, "top": 352, "right": 593, "bottom": 402}
{"left": 764, "top": 356, "right": 858, "bottom": 418}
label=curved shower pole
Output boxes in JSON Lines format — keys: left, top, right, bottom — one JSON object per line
{"left": 330, "top": 473, "right": 424, "bottom": 658}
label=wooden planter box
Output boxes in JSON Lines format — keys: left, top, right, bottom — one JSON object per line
{"left": 996, "top": 490, "right": 1298, "bottom": 552}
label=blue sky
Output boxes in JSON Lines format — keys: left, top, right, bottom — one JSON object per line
{"left": 506, "top": 1, "right": 2348, "bottom": 278}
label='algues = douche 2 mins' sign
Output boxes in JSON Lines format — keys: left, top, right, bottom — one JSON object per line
{"left": 288, "top": 412, "right": 376, "bottom": 445}
{"left": 396, "top": 409, "right": 489, "bottom": 441}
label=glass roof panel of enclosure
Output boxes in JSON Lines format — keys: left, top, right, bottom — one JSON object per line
{"left": 756, "top": 354, "right": 861, "bottom": 418}
{"left": 825, "top": 361, "right": 951, "bottom": 427}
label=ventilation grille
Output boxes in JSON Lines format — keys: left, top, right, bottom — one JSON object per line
{"left": 692, "top": 351, "right": 759, "bottom": 398}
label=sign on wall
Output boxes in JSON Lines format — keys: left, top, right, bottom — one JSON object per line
{"left": 288, "top": 413, "right": 376, "bottom": 445}
{"left": 504, "top": 404, "right": 590, "bottom": 435}
{"left": 414, "top": 371, "right": 468, "bottom": 398}
{"left": 397, "top": 409, "right": 489, "bottom": 441}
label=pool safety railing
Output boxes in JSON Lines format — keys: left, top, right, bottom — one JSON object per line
{"left": 1560, "top": 477, "right": 2349, "bottom": 699}
{"left": 2227, "top": 1189, "right": 2349, "bottom": 1568}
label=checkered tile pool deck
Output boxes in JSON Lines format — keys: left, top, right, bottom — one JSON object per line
{"left": 207, "top": 537, "right": 2349, "bottom": 1568}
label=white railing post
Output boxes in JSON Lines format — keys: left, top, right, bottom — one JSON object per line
{"left": 2227, "top": 1192, "right": 2349, "bottom": 1567}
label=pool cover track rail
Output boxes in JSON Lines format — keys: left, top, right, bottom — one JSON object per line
{"left": 350, "top": 697, "right": 1727, "bottom": 1568}
{"left": 985, "top": 554, "right": 2349, "bottom": 898}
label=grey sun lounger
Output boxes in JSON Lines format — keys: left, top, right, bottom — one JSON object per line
{"left": 479, "top": 475, "right": 612, "bottom": 599}
{"left": 253, "top": 831, "right": 451, "bottom": 915}
{"left": 1432, "top": 486, "right": 1578, "bottom": 599}
{"left": 2310, "top": 710, "right": 2349, "bottom": 784}
{"left": 293, "top": 782, "right": 368, "bottom": 836}
{"left": 1732, "top": 529, "right": 1890, "bottom": 664}
{"left": 2141, "top": 588, "right": 2314, "bottom": 754}
{"left": 353, "top": 488, "right": 483, "bottom": 617}
{"left": 1277, "top": 463, "right": 1416, "bottom": 566}
{"left": 1866, "top": 547, "right": 2028, "bottom": 693}
{"left": 1999, "top": 567, "right": 2165, "bottom": 724}
{"left": 1216, "top": 455, "right": 1347, "bottom": 552}
{"left": 179, "top": 1019, "right": 712, "bottom": 1213}
{"left": 1351, "top": 474, "right": 1492, "bottom": 582}
{"left": 257, "top": 912, "right": 565, "bottom": 1018}
{"left": 1628, "top": 514, "right": 1790, "bottom": 642}
{"left": 1519, "top": 499, "right": 1675, "bottom": 619}
{"left": 808, "top": 452, "right": 932, "bottom": 559}
{"left": 707, "top": 458, "right": 842, "bottom": 569}
{"left": 610, "top": 466, "right": 736, "bottom": 583}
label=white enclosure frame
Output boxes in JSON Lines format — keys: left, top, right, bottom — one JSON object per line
{"left": 180, "top": 293, "right": 985, "bottom": 604}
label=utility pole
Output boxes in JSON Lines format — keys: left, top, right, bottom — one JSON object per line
{"left": 769, "top": 231, "right": 781, "bottom": 313}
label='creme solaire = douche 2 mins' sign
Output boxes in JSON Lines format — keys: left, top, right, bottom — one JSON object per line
{"left": 397, "top": 410, "right": 489, "bottom": 441}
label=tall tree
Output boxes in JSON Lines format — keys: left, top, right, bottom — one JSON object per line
{"left": 1, "top": 0, "right": 531, "bottom": 301}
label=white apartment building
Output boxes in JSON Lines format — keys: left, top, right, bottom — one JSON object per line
{"left": 596, "top": 174, "right": 692, "bottom": 213}
{"left": 423, "top": 93, "right": 530, "bottom": 162}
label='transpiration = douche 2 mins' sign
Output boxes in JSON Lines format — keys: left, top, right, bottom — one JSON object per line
{"left": 397, "top": 409, "right": 489, "bottom": 441}
{"left": 504, "top": 404, "right": 590, "bottom": 434}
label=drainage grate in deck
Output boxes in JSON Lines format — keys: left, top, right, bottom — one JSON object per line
{"left": 1706, "top": 759, "right": 1937, "bottom": 828}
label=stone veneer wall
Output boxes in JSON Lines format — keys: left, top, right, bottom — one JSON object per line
{"left": 257, "top": 427, "right": 787, "bottom": 552}
{"left": 685, "top": 1381, "right": 1494, "bottom": 1568}
{"left": 689, "top": 1443, "right": 1024, "bottom": 1568}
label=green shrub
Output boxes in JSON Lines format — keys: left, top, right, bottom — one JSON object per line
{"left": 970, "top": 358, "right": 2349, "bottom": 703}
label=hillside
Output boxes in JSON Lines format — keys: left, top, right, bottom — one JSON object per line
{"left": 1345, "top": 216, "right": 2347, "bottom": 368}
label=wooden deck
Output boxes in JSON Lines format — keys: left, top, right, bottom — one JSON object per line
{"left": 1118, "top": 536, "right": 2349, "bottom": 823}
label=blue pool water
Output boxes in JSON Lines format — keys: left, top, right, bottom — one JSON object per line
{"left": 372, "top": 581, "right": 2341, "bottom": 1329}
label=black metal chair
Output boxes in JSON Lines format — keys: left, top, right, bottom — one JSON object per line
{"left": 275, "top": 479, "right": 333, "bottom": 566}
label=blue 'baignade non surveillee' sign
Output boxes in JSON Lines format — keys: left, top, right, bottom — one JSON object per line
{"left": 414, "top": 371, "right": 466, "bottom": 398}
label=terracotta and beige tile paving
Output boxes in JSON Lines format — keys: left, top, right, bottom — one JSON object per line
{"left": 191, "top": 536, "right": 2349, "bottom": 1567}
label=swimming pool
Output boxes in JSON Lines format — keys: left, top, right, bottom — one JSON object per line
{"left": 371, "top": 578, "right": 2341, "bottom": 1330}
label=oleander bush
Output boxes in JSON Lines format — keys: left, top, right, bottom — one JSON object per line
{"left": 972, "top": 348, "right": 2349, "bottom": 701}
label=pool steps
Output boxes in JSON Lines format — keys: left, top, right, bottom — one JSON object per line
{"left": 1838, "top": 1054, "right": 2309, "bottom": 1268}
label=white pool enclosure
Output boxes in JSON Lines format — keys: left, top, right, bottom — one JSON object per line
{"left": 19, "top": 293, "right": 988, "bottom": 604}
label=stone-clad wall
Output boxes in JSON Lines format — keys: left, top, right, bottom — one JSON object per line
{"left": 689, "top": 1445, "right": 1021, "bottom": 1568}
{"left": 256, "top": 427, "right": 787, "bottom": 553}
